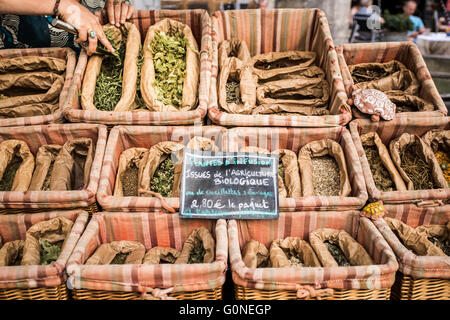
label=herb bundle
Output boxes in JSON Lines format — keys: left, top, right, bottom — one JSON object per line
{"left": 39, "top": 239, "right": 61, "bottom": 265}
{"left": 150, "top": 28, "right": 188, "bottom": 108}
{"left": 150, "top": 157, "right": 175, "bottom": 197}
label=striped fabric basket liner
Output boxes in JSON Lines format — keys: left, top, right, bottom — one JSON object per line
{"left": 0, "top": 47, "right": 76, "bottom": 127}
{"left": 207, "top": 8, "right": 352, "bottom": 128}
{"left": 228, "top": 211, "right": 398, "bottom": 300}
{"left": 97, "top": 125, "right": 226, "bottom": 212}
{"left": 66, "top": 211, "right": 228, "bottom": 300}
{"left": 0, "top": 210, "right": 89, "bottom": 300}
{"left": 337, "top": 42, "right": 447, "bottom": 119}
{"left": 349, "top": 117, "right": 450, "bottom": 206}
{"left": 0, "top": 123, "right": 107, "bottom": 214}
{"left": 373, "top": 204, "right": 450, "bottom": 300}
{"left": 63, "top": 10, "right": 211, "bottom": 126}
{"left": 224, "top": 126, "right": 367, "bottom": 211}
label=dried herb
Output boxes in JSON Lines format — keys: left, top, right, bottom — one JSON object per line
{"left": 278, "top": 160, "right": 286, "bottom": 186}
{"left": 93, "top": 28, "right": 126, "bottom": 111}
{"left": 395, "top": 101, "right": 417, "bottom": 113}
{"left": 150, "top": 157, "right": 175, "bottom": 197}
{"left": 10, "top": 245, "right": 23, "bottom": 266}
{"left": 311, "top": 155, "right": 340, "bottom": 196}
{"left": 111, "top": 252, "right": 129, "bottom": 264}
{"left": 363, "top": 145, "right": 395, "bottom": 192}
{"left": 134, "top": 47, "right": 146, "bottom": 109}
{"left": 39, "top": 239, "right": 62, "bottom": 265}
{"left": 225, "top": 80, "right": 242, "bottom": 104}
{"left": 428, "top": 236, "right": 450, "bottom": 256}
{"left": 324, "top": 241, "right": 350, "bottom": 266}
{"left": 351, "top": 64, "right": 399, "bottom": 84}
{"left": 150, "top": 27, "right": 190, "bottom": 108}
{"left": 121, "top": 161, "right": 139, "bottom": 196}
{"left": 42, "top": 160, "right": 55, "bottom": 191}
{"left": 281, "top": 248, "right": 303, "bottom": 267}
{"left": 435, "top": 150, "right": 450, "bottom": 185}
{"left": 188, "top": 239, "right": 205, "bottom": 264}
{"left": 400, "top": 143, "right": 436, "bottom": 190}
{"left": 254, "top": 57, "right": 305, "bottom": 70}
{"left": 0, "top": 154, "right": 22, "bottom": 191}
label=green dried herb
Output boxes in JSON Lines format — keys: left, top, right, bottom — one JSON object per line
{"left": 400, "top": 143, "right": 437, "bottom": 190}
{"left": 188, "top": 240, "right": 205, "bottom": 264}
{"left": 363, "top": 145, "right": 395, "bottom": 192}
{"left": 0, "top": 155, "right": 22, "bottom": 191}
{"left": 121, "top": 161, "right": 139, "bottom": 196}
{"left": 324, "top": 241, "right": 350, "bottom": 266}
{"left": 93, "top": 28, "right": 126, "bottom": 111}
{"left": 134, "top": 48, "right": 146, "bottom": 109}
{"left": 39, "top": 239, "right": 61, "bottom": 265}
{"left": 150, "top": 157, "right": 175, "bottom": 197}
{"left": 150, "top": 28, "right": 189, "bottom": 108}
{"left": 111, "top": 252, "right": 129, "bottom": 264}
{"left": 225, "top": 80, "right": 242, "bottom": 104}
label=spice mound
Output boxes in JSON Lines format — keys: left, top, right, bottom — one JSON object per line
{"left": 311, "top": 155, "right": 340, "bottom": 196}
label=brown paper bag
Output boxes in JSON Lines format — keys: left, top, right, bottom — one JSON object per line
{"left": 416, "top": 222, "right": 449, "bottom": 255}
{"left": 256, "top": 77, "right": 329, "bottom": 108}
{"left": 389, "top": 133, "right": 447, "bottom": 190}
{"left": 29, "top": 145, "right": 63, "bottom": 191}
{"left": 242, "top": 239, "right": 269, "bottom": 268}
{"left": 141, "top": 18, "right": 199, "bottom": 112}
{"left": 174, "top": 227, "right": 215, "bottom": 264}
{"left": 269, "top": 237, "right": 321, "bottom": 268}
{"left": 251, "top": 103, "right": 329, "bottom": 116}
{"left": 218, "top": 57, "right": 257, "bottom": 114}
{"left": 186, "top": 136, "right": 219, "bottom": 152}
{"left": 113, "top": 147, "right": 149, "bottom": 197}
{"left": 298, "top": 139, "right": 351, "bottom": 197}
{"left": 218, "top": 39, "right": 251, "bottom": 69}
{"left": 309, "top": 228, "right": 374, "bottom": 267}
{"left": 361, "top": 132, "right": 407, "bottom": 192}
{"left": 21, "top": 216, "right": 73, "bottom": 265}
{"left": 86, "top": 240, "right": 146, "bottom": 265}
{"left": 142, "top": 246, "right": 180, "bottom": 264}
{"left": 0, "top": 240, "right": 24, "bottom": 266}
{"left": 0, "top": 56, "right": 66, "bottom": 74}
{"left": 50, "top": 138, "right": 94, "bottom": 191}
{"left": 272, "top": 149, "right": 302, "bottom": 198}
{"left": 139, "top": 141, "right": 184, "bottom": 198}
{"left": 390, "top": 94, "right": 435, "bottom": 113}
{"left": 81, "top": 23, "right": 141, "bottom": 112}
{"left": 252, "top": 51, "right": 316, "bottom": 81}
{"left": 384, "top": 218, "right": 447, "bottom": 256}
{"left": 0, "top": 140, "right": 34, "bottom": 191}
{"left": 422, "top": 129, "right": 450, "bottom": 154}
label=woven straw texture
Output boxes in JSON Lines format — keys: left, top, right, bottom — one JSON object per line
{"left": 0, "top": 123, "right": 107, "bottom": 210}
{"left": 224, "top": 126, "right": 367, "bottom": 211}
{"left": 228, "top": 211, "right": 398, "bottom": 300}
{"left": 373, "top": 204, "right": 449, "bottom": 300}
{"left": 66, "top": 211, "right": 228, "bottom": 300}
{"left": 208, "top": 8, "right": 351, "bottom": 128}
{"left": 349, "top": 117, "right": 450, "bottom": 205}
{"left": 0, "top": 210, "right": 89, "bottom": 300}
{"left": 337, "top": 41, "right": 447, "bottom": 119}
{"left": 63, "top": 10, "right": 211, "bottom": 126}
{"left": 97, "top": 125, "right": 226, "bottom": 212}
{"left": 0, "top": 47, "right": 76, "bottom": 127}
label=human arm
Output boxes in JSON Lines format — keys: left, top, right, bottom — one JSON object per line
{"left": 105, "top": 0, "right": 135, "bottom": 27}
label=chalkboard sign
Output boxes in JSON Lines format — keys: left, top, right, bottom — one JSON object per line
{"left": 180, "top": 150, "right": 279, "bottom": 219}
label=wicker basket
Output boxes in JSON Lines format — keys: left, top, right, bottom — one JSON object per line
{"left": 228, "top": 211, "right": 398, "bottom": 300}
{"left": 63, "top": 9, "right": 211, "bottom": 126}
{"left": 0, "top": 210, "right": 89, "bottom": 300}
{"left": 374, "top": 204, "right": 450, "bottom": 300}
{"left": 337, "top": 42, "right": 447, "bottom": 120}
{"left": 349, "top": 117, "right": 450, "bottom": 206}
{"left": 97, "top": 125, "right": 226, "bottom": 212}
{"left": 66, "top": 211, "right": 228, "bottom": 300}
{"left": 224, "top": 126, "right": 367, "bottom": 211}
{"left": 0, "top": 47, "right": 76, "bottom": 127}
{"left": 0, "top": 123, "right": 107, "bottom": 214}
{"left": 208, "top": 8, "right": 351, "bottom": 128}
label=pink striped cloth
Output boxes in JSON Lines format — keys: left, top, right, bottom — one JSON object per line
{"left": 349, "top": 117, "right": 450, "bottom": 205}
{"left": 63, "top": 10, "right": 211, "bottom": 126}
{"left": 224, "top": 126, "right": 368, "bottom": 211}
{"left": 374, "top": 204, "right": 450, "bottom": 279}
{"left": 228, "top": 211, "right": 398, "bottom": 291}
{"left": 208, "top": 8, "right": 351, "bottom": 127}
{"left": 337, "top": 42, "right": 447, "bottom": 119}
{"left": 0, "top": 47, "right": 76, "bottom": 127}
{"left": 0, "top": 210, "right": 89, "bottom": 289}
{"left": 97, "top": 125, "right": 226, "bottom": 212}
{"left": 0, "top": 123, "right": 107, "bottom": 209}
{"left": 66, "top": 212, "right": 228, "bottom": 294}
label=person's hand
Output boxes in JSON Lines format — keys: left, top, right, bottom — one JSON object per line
{"left": 58, "top": 0, "right": 114, "bottom": 55}
{"left": 105, "top": 0, "right": 135, "bottom": 28}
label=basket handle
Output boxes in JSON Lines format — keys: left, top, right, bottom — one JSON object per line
{"left": 295, "top": 285, "right": 333, "bottom": 300}
{"left": 138, "top": 286, "right": 177, "bottom": 300}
